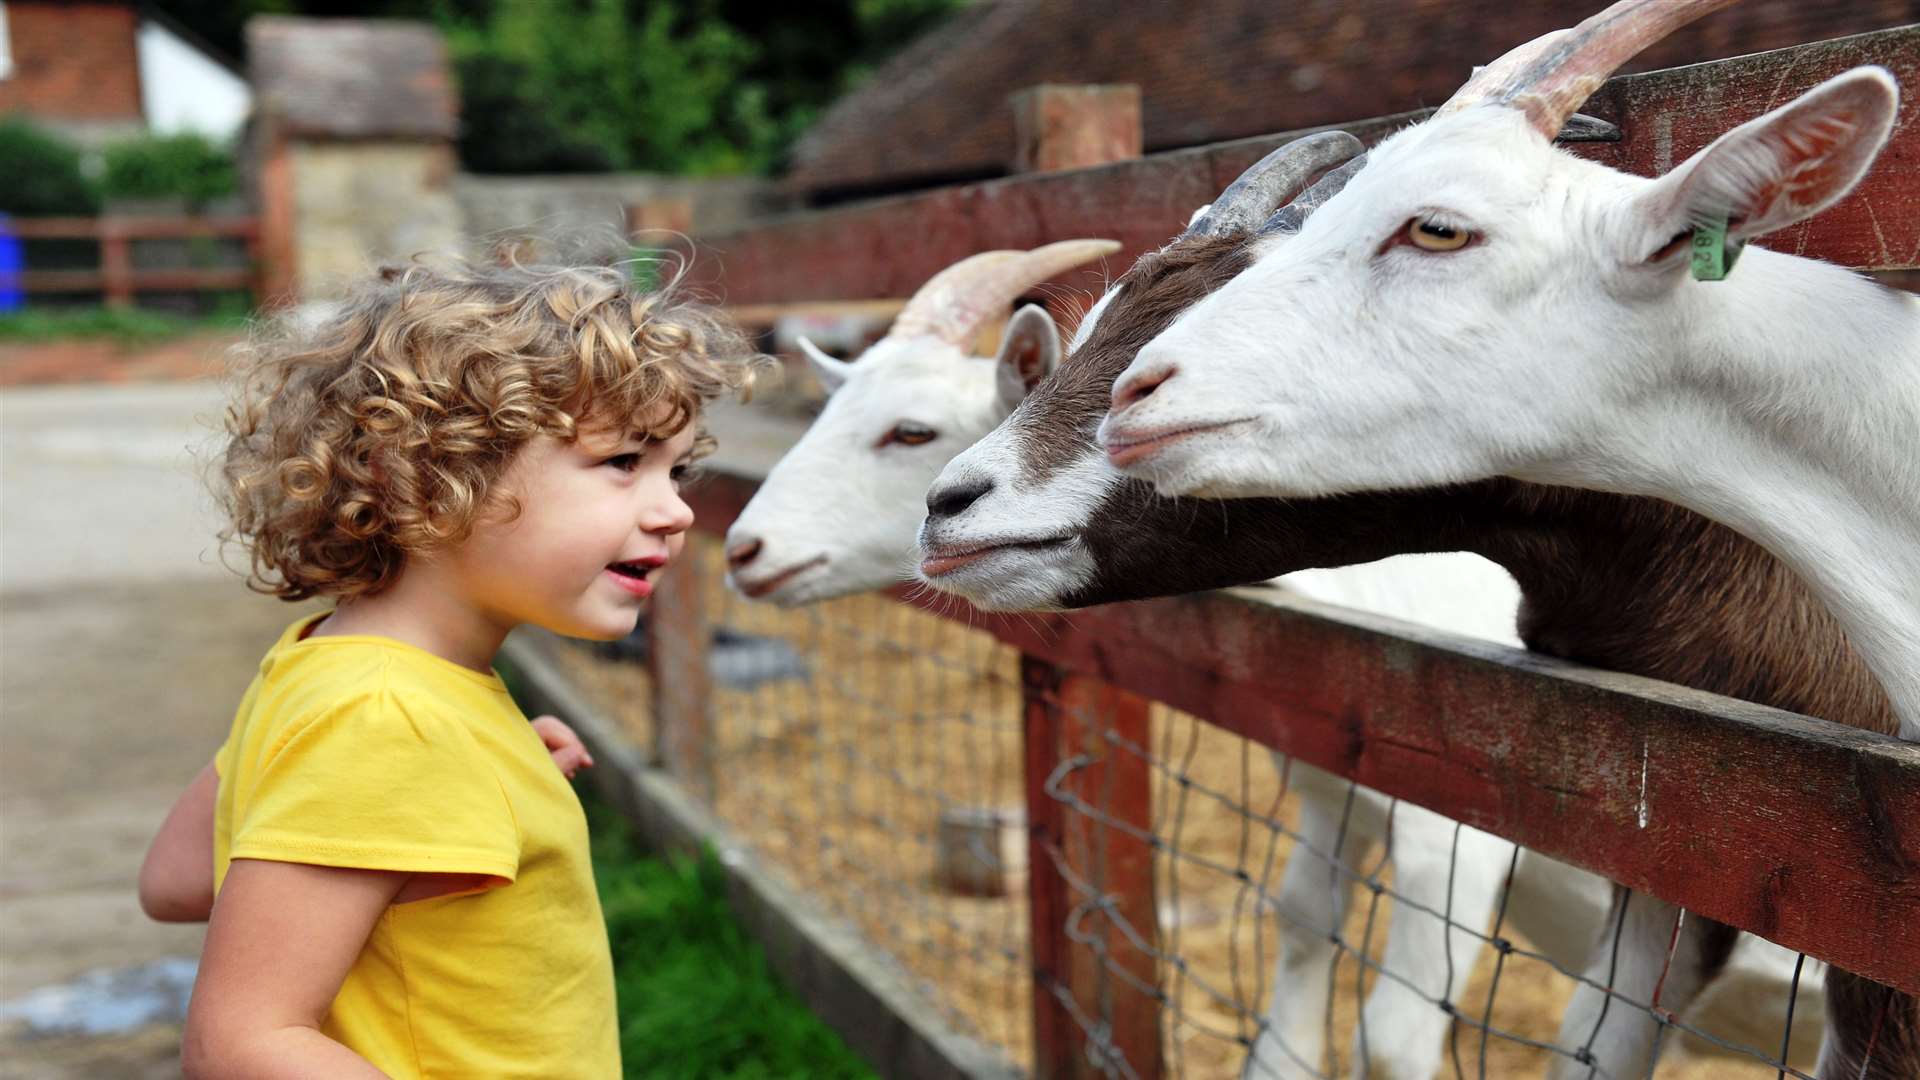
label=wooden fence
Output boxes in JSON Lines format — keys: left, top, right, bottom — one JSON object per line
{"left": 686, "top": 28, "right": 1919, "bottom": 303}
{"left": 631, "top": 27, "right": 1920, "bottom": 1080}
{"left": 6, "top": 215, "right": 261, "bottom": 307}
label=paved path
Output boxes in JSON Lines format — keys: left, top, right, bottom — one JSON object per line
{"left": 0, "top": 377, "right": 317, "bottom": 1077}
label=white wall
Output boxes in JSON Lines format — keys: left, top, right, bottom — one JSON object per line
{"left": 137, "top": 20, "right": 249, "bottom": 141}
{"left": 0, "top": 2, "right": 14, "bottom": 82}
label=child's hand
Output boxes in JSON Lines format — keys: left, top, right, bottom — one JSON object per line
{"left": 530, "top": 715, "right": 594, "bottom": 779}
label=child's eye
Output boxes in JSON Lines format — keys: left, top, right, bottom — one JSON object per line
{"left": 669, "top": 464, "right": 692, "bottom": 486}
{"left": 605, "top": 453, "right": 642, "bottom": 472}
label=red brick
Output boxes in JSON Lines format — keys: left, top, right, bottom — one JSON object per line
{"left": 0, "top": 3, "right": 142, "bottom": 123}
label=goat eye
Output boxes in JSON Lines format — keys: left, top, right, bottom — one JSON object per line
{"left": 885, "top": 422, "right": 937, "bottom": 447}
{"left": 1408, "top": 218, "right": 1472, "bottom": 252}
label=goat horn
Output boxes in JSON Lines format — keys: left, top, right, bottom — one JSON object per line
{"left": 889, "top": 240, "right": 1121, "bottom": 348}
{"left": 1438, "top": 0, "right": 1741, "bottom": 138}
{"left": 1247, "top": 108, "right": 1617, "bottom": 237}
{"left": 1186, "top": 130, "right": 1367, "bottom": 239}
{"left": 1259, "top": 154, "right": 1370, "bottom": 235}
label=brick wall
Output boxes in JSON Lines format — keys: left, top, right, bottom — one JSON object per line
{"left": 0, "top": 2, "right": 142, "bottom": 123}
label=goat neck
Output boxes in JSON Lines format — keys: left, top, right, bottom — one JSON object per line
{"left": 1542, "top": 253, "right": 1920, "bottom": 741}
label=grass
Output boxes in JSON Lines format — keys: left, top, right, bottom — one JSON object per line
{"left": 0, "top": 303, "right": 251, "bottom": 347}
{"left": 577, "top": 781, "right": 878, "bottom": 1080}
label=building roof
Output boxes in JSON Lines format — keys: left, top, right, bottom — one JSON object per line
{"left": 248, "top": 16, "right": 456, "bottom": 140}
{"left": 788, "top": 0, "right": 1920, "bottom": 198}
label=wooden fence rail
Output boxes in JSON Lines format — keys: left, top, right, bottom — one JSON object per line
{"left": 6, "top": 215, "right": 261, "bottom": 308}
{"left": 655, "top": 27, "right": 1920, "bottom": 1079}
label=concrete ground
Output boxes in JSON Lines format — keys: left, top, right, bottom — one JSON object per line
{"left": 0, "top": 376, "right": 320, "bottom": 1077}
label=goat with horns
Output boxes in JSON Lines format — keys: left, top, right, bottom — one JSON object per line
{"left": 1101, "top": 0, "right": 1920, "bottom": 750}
{"left": 923, "top": 29, "right": 1914, "bottom": 1080}
{"left": 726, "top": 207, "right": 1660, "bottom": 1080}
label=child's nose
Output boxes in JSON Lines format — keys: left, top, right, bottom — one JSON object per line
{"left": 644, "top": 490, "right": 696, "bottom": 534}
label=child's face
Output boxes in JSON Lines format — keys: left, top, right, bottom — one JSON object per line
{"left": 447, "top": 416, "right": 699, "bottom": 641}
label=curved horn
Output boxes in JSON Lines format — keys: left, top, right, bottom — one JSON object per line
{"left": 887, "top": 250, "right": 1022, "bottom": 343}
{"left": 1258, "top": 154, "right": 1370, "bottom": 235}
{"left": 889, "top": 239, "right": 1121, "bottom": 347}
{"left": 1185, "top": 130, "right": 1367, "bottom": 239}
{"left": 1438, "top": 0, "right": 1741, "bottom": 138}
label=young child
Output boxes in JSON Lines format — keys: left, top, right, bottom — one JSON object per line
{"left": 136, "top": 254, "right": 752, "bottom": 1078}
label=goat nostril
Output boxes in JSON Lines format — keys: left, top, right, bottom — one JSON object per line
{"left": 1112, "top": 364, "right": 1176, "bottom": 412}
{"left": 927, "top": 479, "right": 992, "bottom": 519}
{"left": 726, "top": 538, "right": 762, "bottom": 569}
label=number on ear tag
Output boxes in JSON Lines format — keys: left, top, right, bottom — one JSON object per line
{"left": 1690, "top": 213, "right": 1743, "bottom": 282}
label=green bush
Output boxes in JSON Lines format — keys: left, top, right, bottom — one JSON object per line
{"left": 101, "top": 133, "right": 238, "bottom": 207}
{"left": 0, "top": 302, "right": 251, "bottom": 346}
{"left": 0, "top": 119, "right": 100, "bottom": 215}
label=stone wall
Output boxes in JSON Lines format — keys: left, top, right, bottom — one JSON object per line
{"left": 278, "top": 159, "right": 781, "bottom": 297}
{"left": 286, "top": 142, "right": 464, "bottom": 294}
{"left": 452, "top": 173, "right": 782, "bottom": 247}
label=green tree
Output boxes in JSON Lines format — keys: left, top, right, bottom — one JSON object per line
{"left": 146, "top": 0, "right": 967, "bottom": 176}
{"left": 453, "top": 52, "right": 616, "bottom": 174}
{"left": 445, "top": 0, "right": 769, "bottom": 174}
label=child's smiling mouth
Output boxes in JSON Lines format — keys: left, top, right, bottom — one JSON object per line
{"left": 604, "top": 557, "right": 666, "bottom": 598}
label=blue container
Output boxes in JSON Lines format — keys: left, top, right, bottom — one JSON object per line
{"left": 0, "top": 213, "right": 23, "bottom": 312}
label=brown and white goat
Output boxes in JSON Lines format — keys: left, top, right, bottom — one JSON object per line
{"left": 919, "top": 141, "right": 1912, "bottom": 1079}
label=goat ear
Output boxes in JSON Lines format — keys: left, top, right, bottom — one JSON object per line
{"left": 796, "top": 335, "right": 854, "bottom": 395}
{"left": 1627, "top": 67, "right": 1897, "bottom": 268}
{"left": 993, "top": 305, "right": 1060, "bottom": 410}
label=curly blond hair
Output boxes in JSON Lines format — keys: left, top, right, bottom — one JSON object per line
{"left": 217, "top": 254, "right": 756, "bottom": 602}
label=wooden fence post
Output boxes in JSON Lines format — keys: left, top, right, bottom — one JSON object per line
{"left": 627, "top": 197, "right": 696, "bottom": 238}
{"left": 100, "top": 220, "right": 133, "bottom": 309}
{"left": 254, "top": 126, "right": 299, "bottom": 307}
{"left": 1023, "top": 654, "right": 1162, "bottom": 1080}
{"left": 1009, "top": 84, "right": 1143, "bottom": 175}
{"left": 240, "top": 220, "right": 265, "bottom": 309}
{"left": 647, "top": 551, "right": 714, "bottom": 802}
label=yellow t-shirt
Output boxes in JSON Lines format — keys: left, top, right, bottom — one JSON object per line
{"left": 212, "top": 613, "right": 619, "bottom": 1079}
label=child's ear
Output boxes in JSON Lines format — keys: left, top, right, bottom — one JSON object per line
{"left": 1624, "top": 66, "right": 1897, "bottom": 269}
{"left": 993, "top": 304, "right": 1061, "bottom": 412}
{"left": 795, "top": 335, "right": 854, "bottom": 395}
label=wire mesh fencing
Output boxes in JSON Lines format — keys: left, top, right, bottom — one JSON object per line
{"left": 551, "top": 533, "right": 1034, "bottom": 1060}
{"left": 1046, "top": 705, "right": 1832, "bottom": 1080}
{"left": 550, "top": 532, "right": 1856, "bottom": 1079}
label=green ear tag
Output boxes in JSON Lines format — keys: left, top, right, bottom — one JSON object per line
{"left": 1690, "top": 213, "right": 1742, "bottom": 282}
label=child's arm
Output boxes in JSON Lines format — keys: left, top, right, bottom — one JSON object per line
{"left": 139, "top": 761, "right": 218, "bottom": 922}
{"left": 182, "top": 858, "right": 408, "bottom": 1079}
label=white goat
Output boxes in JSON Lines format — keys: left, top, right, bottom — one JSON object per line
{"left": 1102, "top": 2, "right": 1919, "bottom": 744}
{"left": 1093, "top": 2, "right": 1913, "bottom": 1076}
{"left": 724, "top": 241, "right": 1118, "bottom": 602}
{"left": 725, "top": 215, "right": 1616, "bottom": 1079}
{"left": 922, "top": 285, "right": 1811, "bottom": 1080}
